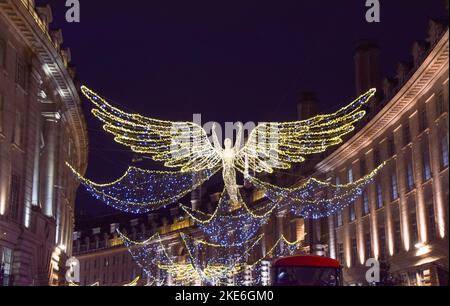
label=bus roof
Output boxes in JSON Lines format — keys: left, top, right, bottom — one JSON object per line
{"left": 272, "top": 255, "right": 341, "bottom": 268}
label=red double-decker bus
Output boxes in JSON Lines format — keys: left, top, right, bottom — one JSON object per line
{"left": 271, "top": 255, "right": 342, "bottom": 286}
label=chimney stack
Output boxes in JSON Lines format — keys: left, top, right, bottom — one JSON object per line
{"left": 297, "top": 92, "right": 318, "bottom": 121}
{"left": 354, "top": 40, "right": 381, "bottom": 95}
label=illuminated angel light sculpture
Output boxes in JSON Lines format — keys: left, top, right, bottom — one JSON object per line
{"left": 69, "top": 85, "right": 378, "bottom": 214}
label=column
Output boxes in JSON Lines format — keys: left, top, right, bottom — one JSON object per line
{"left": 31, "top": 118, "right": 41, "bottom": 207}
{"left": 328, "top": 215, "right": 336, "bottom": 259}
{"left": 411, "top": 115, "right": 429, "bottom": 244}
{"left": 394, "top": 125, "right": 412, "bottom": 251}
{"left": 428, "top": 101, "right": 447, "bottom": 239}
{"left": 41, "top": 112, "right": 61, "bottom": 218}
{"left": 380, "top": 141, "right": 395, "bottom": 257}
{"left": 366, "top": 150, "right": 380, "bottom": 259}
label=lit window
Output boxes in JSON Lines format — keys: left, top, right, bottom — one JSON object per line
{"left": 391, "top": 174, "right": 399, "bottom": 201}
{"left": 347, "top": 168, "right": 353, "bottom": 183}
{"left": 422, "top": 144, "right": 432, "bottom": 181}
{"left": 441, "top": 135, "right": 449, "bottom": 169}
{"left": 336, "top": 211, "right": 343, "bottom": 227}
{"left": 406, "top": 160, "right": 415, "bottom": 191}
{"left": 349, "top": 202, "right": 356, "bottom": 222}
{"left": 362, "top": 191, "right": 370, "bottom": 216}
{"left": 335, "top": 176, "right": 341, "bottom": 191}
{"left": 376, "top": 183, "right": 383, "bottom": 209}
{"left": 13, "top": 111, "right": 22, "bottom": 147}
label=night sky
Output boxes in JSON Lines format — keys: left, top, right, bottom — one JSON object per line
{"left": 38, "top": 1, "right": 447, "bottom": 220}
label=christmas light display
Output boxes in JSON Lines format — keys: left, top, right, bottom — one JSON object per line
{"left": 73, "top": 85, "right": 376, "bottom": 214}
{"left": 67, "top": 162, "right": 219, "bottom": 213}
{"left": 180, "top": 191, "right": 275, "bottom": 246}
{"left": 68, "top": 85, "right": 383, "bottom": 286}
{"left": 249, "top": 162, "right": 386, "bottom": 219}
{"left": 68, "top": 277, "right": 140, "bottom": 286}
{"left": 117, "top": 230, "right": 174, "bottom": 285}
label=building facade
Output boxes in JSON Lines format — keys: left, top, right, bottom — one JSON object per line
{"left": 316, "top": 24, "right": 449, "bottom": 285}
{"left": 0, "top": 0, "right": 88, "bottom": 285}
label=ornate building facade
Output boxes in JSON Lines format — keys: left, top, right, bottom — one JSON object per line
{"left": 0, "top": 0, "right": 88, "bottom": 285}
{"left": 316, "top": 24, "right": 449, "bottom": 285}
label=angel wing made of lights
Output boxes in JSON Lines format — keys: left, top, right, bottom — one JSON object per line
{"left": 81, "top": 86, "right": 375, "bottom": 175}
{"left": 81, "top": 85, "right": 222, "bottom": 172}
{"left": 234, "top": 88, "right": 377, "bottom": 174}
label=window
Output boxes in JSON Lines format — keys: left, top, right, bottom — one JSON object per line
{"left": 15, "top": 57, "right": 27, "bottom": 89}
{"left": 410, "top": 210, "right": 418, "bottom": 245}
{"left": 360, "top": 158, "right": 367, "bottom": 176}
{"left": 379, "top": 226, "right": 386, "bottom": 261}
{"left": 436, "top": 90, "right": 446, "bottom": 116}
{"left": 406, "top": 159, "right": 415, "bottom": 191}
{"left": 422, "top": 143, "right": 432, "bottom": 181}
{"left": 376, "top": 183, "right": 383, "bottom": 209}
{"left": 335, "top": 176, "right": 341, "bottom": 191}
{"left": 349, "top": 202, "right": 356, "bottom": 222}
{"left": 336, "top": 211, "right": 343, "bottom": 227}
{"left": 394, "top": 219, "right": 401, "bottom": 254}
{"left": 347, "top": 168, "right": 353, "bottom": 183}
{"left": 365, "top": 233, "right": 372, "bottom": 259}
{"left": 441, "top": 135, "right": 449, "bottom": 169}
{"left": 9, "top": 174, "right": 20, "bottom": 221}
{"left": 0, "top": 37, "right": 6, "bottom": 68}
{"left": 362, "top": 191, "right": 370, "bottom": 216}
{"left": 388, "top": 135, "right": 396, "bottom": 157}
{"left": 337, "top": 243, "right": 344, "bottom": 264}
{"left": 13, "top": 111, "right": 23, "bottom": 147}
{"left": 403, "top": 122, "right": 411, "bottom": 146}
{"left": 104, "top": 258, "right": 109, "bottom": 267}
{"left": 373, "top": 148, "right": 381, "bottom": 166}
{"left": 418, "top": 106, "right": 428, "bottom": 132}
{"left": 391, "top": 174, "right": 399, "bottom": 201}
{"left": 1, "top": 247, "right": 13, "bottom": 286}
{"left": 351, "top": 238, "right": 358, "bottom": 266}
{"left": 427, "top": 204, "right": 436, "bottom": 240}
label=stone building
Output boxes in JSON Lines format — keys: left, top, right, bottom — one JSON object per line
{"left": 316, "top": 22, "right": 449, "bottom": 285}
{"left": 0, "top": 0, "right": 88, "bottom": 285}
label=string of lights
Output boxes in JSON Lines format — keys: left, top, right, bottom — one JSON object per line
{"left": 67, "top": 162, "right": 219, "bottom": 213}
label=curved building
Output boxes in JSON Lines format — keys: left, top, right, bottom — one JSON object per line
{"left": 317, "top": 24, "right": 449, "bottom": 285}
{"left": 0, "top": 0, "right": 88, "bottom": 285}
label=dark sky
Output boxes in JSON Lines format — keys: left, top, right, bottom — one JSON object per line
{"left": 38, "top": 1, "right": 448, "bottom": 220}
